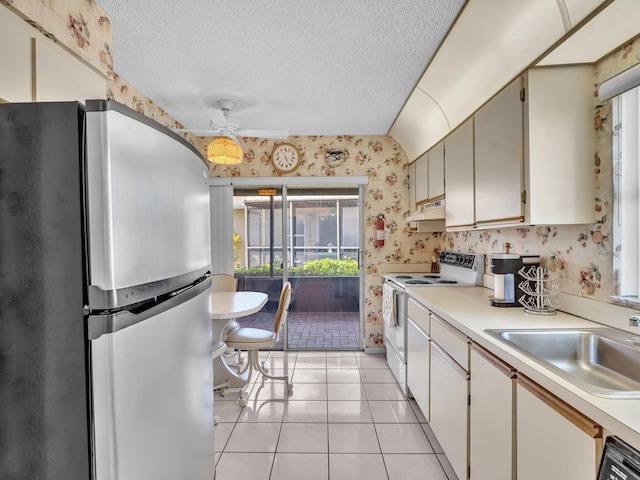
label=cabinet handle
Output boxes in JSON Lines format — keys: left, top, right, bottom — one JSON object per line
{"left": 517, "top": 374, "right": 602, "bottom": 439}
{"left": 431, "top": 314, "right": 468, "bottom": 343}
{"left": 408, "top": 318, "right": 430, "bottom": 339}
{"left": 471, "top": 342, "right": 516, "bottom": 379}
{"left": 432, "top": 340, "right": 469, "bottom": 380}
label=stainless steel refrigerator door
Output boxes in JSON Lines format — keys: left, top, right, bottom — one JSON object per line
{"left": 89, "top": 280, "right": 214, "bottom": 480}
{"left": 85, "top": 101, "right": 211, "bottom": 309}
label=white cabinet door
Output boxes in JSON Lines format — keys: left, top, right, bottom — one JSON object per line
{"left": 408, "top": 161, "right": 417, "bottom": 214}
{"left": 414, "top": 152, "right": 429, "bottom": 204}
{"left": 428, "top": 140, "right": 445, "bottom": 200}
{"left": 430, "top": 341, "right": 469, "bottom": 480}
{"left": 474, "top": 77, "right": 524, "bottom": 224}
{"left": 407, "top": 319, "right": 430, "bottom": 421}
{"left": 469, "top": 344, "right": 515, "bottom": 480}
{"left": 525, "top": 66, "right": 595, "bottom": 225}
{"left": 35, "top": 36, "right": 106, "bottom": 102}
{"left": 0, "top": 6, "right": 33, "bottom": 102}
{"left": 444, "top": 118, "right": 474, "bottom": 228}
{"left": 516, "top": 375, "right": 602, "bottom": 480}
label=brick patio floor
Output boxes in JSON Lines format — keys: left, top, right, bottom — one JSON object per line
{"left": 237, "top": 311, "right": 360, "bottom": 350}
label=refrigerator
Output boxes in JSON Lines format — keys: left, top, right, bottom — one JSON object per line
{"left": 0, "top": 100, "right": 215, "bottom": 480}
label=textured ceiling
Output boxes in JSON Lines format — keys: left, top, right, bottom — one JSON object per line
{"left": 96, "top": 0, "right": 465, "bottom": 136}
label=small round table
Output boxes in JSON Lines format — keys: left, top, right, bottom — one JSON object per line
{"left": 210, "top": 291, "right": 268, "bottom": 393}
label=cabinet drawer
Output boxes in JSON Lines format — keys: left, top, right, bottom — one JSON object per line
{"left": 430, "top": 314, "right": 468, "bottom": 370}
{"left": 408, "top": 298, "right": 430, "bottom": 334}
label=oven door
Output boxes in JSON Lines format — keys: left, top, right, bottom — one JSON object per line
{"left": 383, "top": 280, "right": 407, "bottom": 394}
{"left": 383, "top": 281, "right": 405, "bottom": 359}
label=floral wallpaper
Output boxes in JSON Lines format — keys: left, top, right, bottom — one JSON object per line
{"left": 441, "top": 39, "right": 640, "bottom": 306}
{"left": 9, "top": 0, "right": 640, "bottom": 342}
{"left": 2, "top": 0, "right": 113, "bottom": 78}
{"left": 206, "top": 136, "right": 440, "bottom": 348}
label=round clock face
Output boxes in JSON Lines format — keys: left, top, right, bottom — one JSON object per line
{"left": 271, "top": 143, "right": 301, "bottom": 174}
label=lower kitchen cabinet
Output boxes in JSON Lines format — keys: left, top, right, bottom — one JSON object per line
{"left": 469, "top": 343, "right": 516, "bottom": 480}
{"left": 516, "top": 375, "right": 602, "bottom": 480}
{"left": 430, "top": 339, "right": 469, "bottom": 480}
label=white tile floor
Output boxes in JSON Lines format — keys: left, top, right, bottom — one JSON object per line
{"left": 214, "top": 351, "right": 458, "bottom": 480}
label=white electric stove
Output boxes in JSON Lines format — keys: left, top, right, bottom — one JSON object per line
{"left": 382, "top": 252, "right": 484, "bottom": 395}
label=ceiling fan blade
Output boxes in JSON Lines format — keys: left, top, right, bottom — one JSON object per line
{"left": 172, "top": 128, "right": 219, "bottom": 136}
{"left": 237, "top": 128, "right": 289, "bottom": 139}
{"left": 203, "top": 106, "right": 226, "bottom": 125}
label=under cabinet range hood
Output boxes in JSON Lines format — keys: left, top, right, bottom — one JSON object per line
{"left": 407, "top": 199, "right": 445, "bottom": 221}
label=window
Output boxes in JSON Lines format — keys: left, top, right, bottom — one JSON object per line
{"left": 613, "top": 84, "right": 640, "bottom": 298}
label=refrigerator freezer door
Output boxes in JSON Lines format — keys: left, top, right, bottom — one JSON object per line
{"left": 89, "top": 278, "right": 214, "bottom": 480}
{"left": 85, "top": 101, "right": 211, "bottom": 309}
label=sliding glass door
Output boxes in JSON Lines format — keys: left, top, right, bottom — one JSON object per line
{"left": 231, "top": 185, "right": 362, "bottom": 351}
{"left": 285, "top": 191, "right": 360, "bottom": 349}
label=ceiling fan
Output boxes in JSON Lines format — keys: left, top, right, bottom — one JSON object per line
{"left": 174, "top": 99, "right": 289, "bottom": 140}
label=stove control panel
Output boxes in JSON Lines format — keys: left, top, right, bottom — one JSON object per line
{"left": 439, "top": 252, "right": 484, "bottom": 271}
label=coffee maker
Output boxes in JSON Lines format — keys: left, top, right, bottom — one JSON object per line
{"left": 490, "top": 253, "right": 540, "bottom": 307}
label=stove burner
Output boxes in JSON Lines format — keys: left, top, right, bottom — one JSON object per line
{"left": 423, "top": 275, "right": 440, "bottom": 279}
{"left": 405, "top": 280, "right": 433, "bottom": 285}
{"left": 395, "top": 275, "right": 413, "bottom": 279}
{"left": 438, "top": 280, "right": 458, "bottom": 284}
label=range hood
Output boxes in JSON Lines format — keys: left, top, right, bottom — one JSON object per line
{"left": 407, "top": 199, "right": 445, "bottom": 221}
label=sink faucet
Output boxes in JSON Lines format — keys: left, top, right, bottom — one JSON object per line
{"left": 629, "top": 315, "right": 640, "bottom": 327}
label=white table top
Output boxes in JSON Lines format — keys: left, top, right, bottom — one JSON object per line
{"left": 210, "top": 291, "right": 268, "bottom": 320}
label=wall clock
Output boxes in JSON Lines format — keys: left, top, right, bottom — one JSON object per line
{"left": 271, "top": 142, "right": 301, "bottom": 174}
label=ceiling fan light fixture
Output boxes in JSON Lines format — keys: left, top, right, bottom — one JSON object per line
{"left": 207, "top": 136, "right": 243, "bottom": 164}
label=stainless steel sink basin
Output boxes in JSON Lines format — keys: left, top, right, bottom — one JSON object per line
{"left": 485, "top": 328, "right": 640, "bottom": 398}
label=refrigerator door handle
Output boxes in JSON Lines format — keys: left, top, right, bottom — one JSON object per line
{"left": 87, "top": 276, "right": 212, "bottom": 340}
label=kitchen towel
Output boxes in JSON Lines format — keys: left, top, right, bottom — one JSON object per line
{"left": 382, "top": 283, "right": 397, "bottom": 326}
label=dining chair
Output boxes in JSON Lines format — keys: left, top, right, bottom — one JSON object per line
{"left": 210, "top": 273, "right": 245, "bottom": 369}
{"left": 223, "top": 282, "right": 293, "bottom": 406}
{"left": 211, "top": 273, "right": 237, "bottom": 292}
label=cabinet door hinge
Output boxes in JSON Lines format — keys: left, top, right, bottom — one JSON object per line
{"left": 468, "top": 466, "right": 471, "bottom": 479}
{"left": 468, "top": 394, "right": 471, "bottom": 406}
{"left": 520, "top": 88, "right": 526, "bottom": 102}
{"left": 521, "top": 190, "right": 527, "bottom": 204}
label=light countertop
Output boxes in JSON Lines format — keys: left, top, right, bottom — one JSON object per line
{"left": 407, "top": 286, "right": 640, "bottom": 449}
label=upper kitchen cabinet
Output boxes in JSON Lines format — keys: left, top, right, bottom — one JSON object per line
{"left": 414, "top": 152, "right": 429, "bottom": 204}
{"left": 35, "top": 33, "right": 106, "bottom": 103}
{"left": 408, "top": 161, "right": 417, "bottom": 215}
{"left": 474, "top": 65, "right": 595, "bottom": 228}
{"left": 411, "top": 141, "right": 445, "bottom": 207}
{"left": 0, "top": 5, "right": 33, "bottom": 102}
{"left": 428, "top": 141, "right": 445, "bottom": 201}
{"left": 444, "top": 118, "right": 474, "bottom": 229}
{"left": 0, "top": 6, "right": 106, "bottom": 104}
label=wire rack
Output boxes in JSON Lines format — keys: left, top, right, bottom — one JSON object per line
{"left": 517, "top": 265, "right": 561, "bottom": 315}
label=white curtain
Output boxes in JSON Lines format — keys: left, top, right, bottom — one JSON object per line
{"left": 209, "top": 184, "right": 234, "bottom": 275}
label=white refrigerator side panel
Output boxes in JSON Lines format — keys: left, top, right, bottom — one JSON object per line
{"left": 91, "top": 288, "right": 214, "bottom": 480}
{"left": 86, "top": 108, "right": 211, "bottom": 293}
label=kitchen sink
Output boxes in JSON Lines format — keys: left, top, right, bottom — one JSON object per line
{"left": 485, "top": 328, "right": 640, "bottom": 398}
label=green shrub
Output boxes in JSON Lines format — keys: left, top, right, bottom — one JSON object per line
{"left": 235, "top": 258, "right": 358, "bottom": 277}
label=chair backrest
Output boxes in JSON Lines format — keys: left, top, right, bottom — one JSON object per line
{"left": 211, "top": 273, "right": 237, "bottom": 292}
{"left": 273, "top": 282, "right": 292, "bottom": 335}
